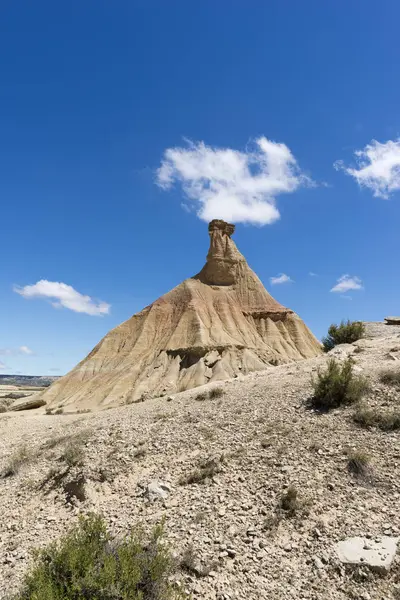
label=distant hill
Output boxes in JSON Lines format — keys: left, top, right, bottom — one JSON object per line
{"left": 0, "top": 375, "right": 60, "bottom": 388}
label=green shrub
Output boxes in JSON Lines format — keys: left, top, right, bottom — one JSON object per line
{"left": 379, "top": 369, "right": 400, "bottom": 388}
{"left": 311, "top": 358, "right": 369, "bottom": 410}
{"left": 14, "top": 514, "right": 181, "bottom": 600}
{"left": 322, "top": 320, "right": 365, "bottom": 352}
{"left": 353, "top": 404, "right": 400, "bottom": 431}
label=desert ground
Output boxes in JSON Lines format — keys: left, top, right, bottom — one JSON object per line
{"left": 1, "top": 322, "right": 400, "bottom": 599}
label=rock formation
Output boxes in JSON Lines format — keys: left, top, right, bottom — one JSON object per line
{"left": 41, "top": 219, "right": 321, "bottom": 409}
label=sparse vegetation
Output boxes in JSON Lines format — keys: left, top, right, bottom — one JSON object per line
{"left": 2, "top": 445, "right": 30, "bottom": 478}
{"left": 353, "top": 403, "right": 400, "bottom": 431}
{"left": 14, "top": 513, "right": 181, "bottom": 600}
{"left": 310, "top": 358, "right": 369, "bottom": 410}
{"left": 180, "top": 545, "right": 216, "bottom": 578}
{"left": 179, "top": 456, "right": 223, "bottom": 485}
{"left": 133, "top": 447, "right": 147, "bottom": 459}
{"left": 379, "top": 369, "right": 400, "bottom": 388}
{"left": 61, "top": 433, "right": 91, "bottom": 467}
{"left": 278, "top": 485, "right": 311, "bottom": 518}
{"left": 280, "top": 486, "right": 300, "bottom": 516}
{"left": 208, "top": 387, "right": 224, "bottom": 399}
{"left": 347, "top": 450, "right": 371, "bottom": 478}
{"left": 322, "top": 320, "right": 365, "bottom": 352}
{"left": 195, "top": 387, "right": 224, "bottom": 401}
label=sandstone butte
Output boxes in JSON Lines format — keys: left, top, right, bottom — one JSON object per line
{"left": 40, "top": 219, "right": 322, "bottom": 410}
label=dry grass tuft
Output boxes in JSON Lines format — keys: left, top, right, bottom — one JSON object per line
{"left": 353, "top": 403, "right": 400, "bottom": 431}
{"left": 347, "top": 450, "right": 371, "bottom": 479}
{"left": 379, "top": 369, "right": 400, "bottom": 388}
{"left": 179, "top": 456, "right": 223, "bottom": 485}
{"left": 2, "top": 446, "right": 30, "bottom": 478}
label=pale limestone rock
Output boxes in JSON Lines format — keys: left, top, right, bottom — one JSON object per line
{"left": 336, "top": 536, "right": 399, "bottom": 572}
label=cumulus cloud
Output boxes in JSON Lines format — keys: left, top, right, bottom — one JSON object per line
{"left": 156, "top": 137, "right": 314, "bottom": 225}
{"left": 19, "top": 346, "right": 33, "bottom": 355}
{"left": 270, "top": 273, "right": 293, "bottom": 285}
{"left": 14, "top": 280, "right": 110, "bottom": 316}
{"left": 335, "top": 138, "right": 400, "bottom": 198}
{"left": 330, "top": 275, "right": 363, "bottom": 293}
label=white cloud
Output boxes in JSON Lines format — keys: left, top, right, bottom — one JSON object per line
{"left": 156, "top": 137, "right": 314, "bottom": 225}
{"left": 19, "top": 346, "right": 33, "bottom": 355}
{"left": 0, "top": 346, "right": 34, "bottom": 356}
{"left": 335, "top": 138, "right": 400, "bottom": 198}
{"left": 0, "top": 361, "right": 7, "bottom": 370}
{"left": 330, "top": 275, "right": 364, "bottom": 293}
{"left": 14, "top": 280, "right": 110, "bottom": 316}
{"left": 270, "top": 273, "right": 293, "bottom": 285}
{"left": 309, "top": 271, "right": 318, "bottom": 277}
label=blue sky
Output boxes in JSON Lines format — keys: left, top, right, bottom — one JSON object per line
{"left": 2, "top": 1, "right": 399, "bottom": 375}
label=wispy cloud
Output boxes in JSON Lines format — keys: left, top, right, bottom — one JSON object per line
{"left": 330, "top": 275, "right": 363, "bottom": 293}
{"left": 309, "top": 271, "right": 318, "bottom": 277}
{"left": 14, "top": 280, "right": 110, "bottom": 316}
{"left": 270, "top": 273, "right": 293, "bottom": 285}
{"left": 156, "top": 137, "right": 315, "bottom": 225}
{"left": 0, "top": 361, "right": 7, "bottom": 370}
{"left": 0, "top": 346, "right": 34, "bottom": 356}
{"left": 340, "top": 295, "right": 353, "bottom": 300}
{"left": 335, "top": 138, "right": 400, "bottom": 198}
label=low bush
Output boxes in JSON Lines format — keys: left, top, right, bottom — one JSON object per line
{"left": 347, "top": 450, "right": 371, "bottom": 478}
{"left": 208, "top": 387, "right": 224, "bottom": 400}
{"left": 310, "top": 358, "right": 369, "bottom": 410}
{"left": 280, "top": 486, "right": 300, "bottom": 517}
{"left": 195, "top": 387, "right": 224, "bottom": 401}
{"left": 353, "top": 404, "right": 400, "bottom": 431}
{"left": 379, "top": 369, "right": 400, "bottom": 388}
{"left": 2, "top": 446, "right": 30, "bottom": 478}
{"left": 179, "top": 456, "right": 223, "bottom": 485}
{"left": 322, "top": 320, "right": 365, "bottom": 352}
{"left": 14, "top": 513, "right": 181, "bottom": 600}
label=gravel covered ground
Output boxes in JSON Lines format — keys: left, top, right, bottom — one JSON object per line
{"left": 1, "top": 322, "right": 400, "bottom": 599}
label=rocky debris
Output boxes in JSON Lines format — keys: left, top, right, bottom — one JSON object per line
{"left": 38, "top": 219, "right": 321, "bottom": 411}
{"left": 10, "top": 395, "right": 46, "bottom": 411}
{"left": 1, "top": 323, "right": 400, "bottom": 599}
{"left": 336, "top": 535, "right": 399, "bottom": 572}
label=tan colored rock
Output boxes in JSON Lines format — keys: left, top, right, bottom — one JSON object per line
{"left": 40, "top": 220, "right": 321, "bottom": 410}
{"left": 10, "top": 395, "right": 46, "bottom": 411}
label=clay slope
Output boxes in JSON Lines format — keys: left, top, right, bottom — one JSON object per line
{"left": 41, "top": 220, "right": 321, "bottom": 409}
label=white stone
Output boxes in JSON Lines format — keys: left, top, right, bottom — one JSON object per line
{"left": 146, "top": 480, "right": 171, "bottom": 501}
{"left": 336, "top": 536, "right": 399, "bottom": 572}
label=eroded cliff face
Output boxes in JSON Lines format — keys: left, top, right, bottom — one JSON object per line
{"left": 39, "top": 220, "right": 322, "bottom": 409}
